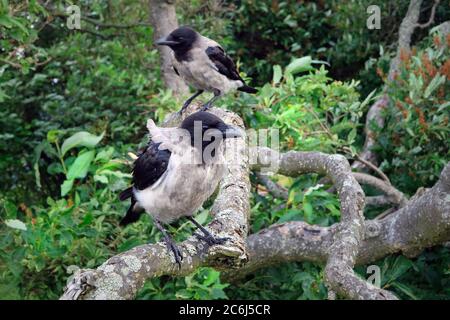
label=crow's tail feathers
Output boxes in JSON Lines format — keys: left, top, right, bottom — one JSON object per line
{"left": 238, "top": 84, "right": 258, "bottom": 94}
{"left": 120, "top": 197, "right": 144, "bottom": 226}
{"left": 119, "top": 187, "right": 144, "bottom": 226}
{"left": 119, "top": 187, "right": 133, "bottom": 201}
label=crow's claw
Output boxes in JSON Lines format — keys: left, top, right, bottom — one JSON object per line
{"left": 195, "top": 233, "right": 230, "bottom": 246}
{"left": 164, "top": 239, "right": 183, "bottom": 269}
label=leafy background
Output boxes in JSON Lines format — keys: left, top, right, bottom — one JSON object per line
{"left": 0, "top": 0, "right": 449, "bottom": 299}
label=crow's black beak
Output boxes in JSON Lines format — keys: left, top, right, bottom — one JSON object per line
{"left": 223, "top": 125, "right": 243, "bottom": 139}
{"left": 155, "top": 36, "right": 180, "bottom": 46}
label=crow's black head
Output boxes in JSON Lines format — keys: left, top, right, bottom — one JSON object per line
{"left": 156, "top": 26, "right": 198, "bottom": 57}
{"left": 180, "top": 111, "right": 242, "bottom": 151}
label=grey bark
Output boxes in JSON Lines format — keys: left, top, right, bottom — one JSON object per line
{"left": 148, "top": 0, "right": 189, "bottom": 95}
{"left": 227, "top": 162, "right": 450, "bottom": 298}
{"left": 255, "top": 172, "right": 289, "bottom": 200}
{"left": 252, "top": 148, "right": 397, "bottom": 299}
{"left": 352, "top": 172, "right": 408, "bottom": 207}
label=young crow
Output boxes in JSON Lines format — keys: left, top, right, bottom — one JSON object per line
{"left": 156, "top": 26, "right": 258, "bottom": 113}
{"left": 119, "top": 112, "right": 242, "bottom": 268}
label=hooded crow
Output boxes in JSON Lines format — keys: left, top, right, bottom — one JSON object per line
{"left": 119, "top": 111, "right": 242, "bottom": 267}
{"left": 156, "top": 26, "right": 258, "bottom": 113}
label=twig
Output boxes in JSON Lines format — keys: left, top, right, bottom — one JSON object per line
{"left": 417, "top": 0, "right": 440, "bottom": 29}
{"left": 255, "top": 172, "right": 288, "bottom": 200}
{"left": 352, "top": 172, "right": 408, "bottom": 207}
{"left": 354, "top": 154, "right": 391, "bottom": 184}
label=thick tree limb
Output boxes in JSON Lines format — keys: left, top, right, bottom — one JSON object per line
{"left": 227, "top": 162, "right": 450, "bottom": 291}
{"left": 61, "top": 105, "right": 249, "bottom": 300}
{"left": 252, "top": 147, "right": 396, "bottom": 299}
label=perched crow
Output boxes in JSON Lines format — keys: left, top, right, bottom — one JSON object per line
{"left": 119, "top": 112, "right": 242, "bottom": 267}
{"left": 156, "top": 26, "right": 258, "bottom": 113}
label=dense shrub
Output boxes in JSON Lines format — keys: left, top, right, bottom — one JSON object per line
{"left": 375, "top": 29, "right": 449, "bottom": 194}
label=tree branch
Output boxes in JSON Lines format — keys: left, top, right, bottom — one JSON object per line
{"left": 254, "top": 172, "right": 289, "bottom": 200}
{"left": 352, "top": 172, "right": 408, "bottom": 207}
{"left": 417, "top": 0, "right": 440, "bottom": 29}
{"left": 252, "top": 148, "right": 396, "bottom": 299}
{"left": 227, "top": 162, "right": 450, "bottom": 289}
{"left": 60, "top": 105, "right": 449, "bottom": 300}
{"left": 148, "top": 0, "right": 189, "bottom": 96}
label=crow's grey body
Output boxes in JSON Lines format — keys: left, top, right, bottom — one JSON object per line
{"left": 156, "top": 26, "right": 257, "bottom": 113}
{"left": 133, "top": 122, "right": 226, "bottom": 223}
{"left": 119, "top": 112, "right": 241, "bottom": 267}
{"left": 171, "top": 35, "right": 244, "bottom": 95}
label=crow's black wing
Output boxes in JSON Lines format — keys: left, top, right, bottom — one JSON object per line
{"left": 205, "top": 46, "right": 243, "bottom": 81}
{"left": 118, "top": 141, "right": 171, "bottom": 225}
{"left": 132, "top": 141, "right": 171, "bottom": 190}
{"left": 119, "top": 141, "right": 171, "bottom": 195}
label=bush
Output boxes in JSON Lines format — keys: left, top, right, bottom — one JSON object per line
{"left": 375, "top": 29, "right": 449, "bottom": 194}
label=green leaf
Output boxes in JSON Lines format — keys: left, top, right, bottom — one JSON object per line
{"left": 303, "top": 200, "right": 313, "bottom": 223}
{"left": 4, "top": 219, "right": 27, "bottom": 231}
{"left": 424, "top": 74, "right": 445, "bottom": 98}
{"left": 194, "top": 209, "right": 209, "bottom": 225}
{"left": 385, "top": 256, "right": 413, "bottom": 284}
{"left": 0, "top": 88, "right": 10, "bottom": 102}
{"left": 391, "top": 282, "right": 419, "bottom": 300}
{"left": 47, "top": 129, "right": 60, "bottom": 143}
{"left": 61, "top": 179, "right": 74, "bottom": 196}
{"left": 272, "top": 65, "right": 282, "bottom": 84}
{"left": 93, "top": 174, "right": 108, "bottom": 184}
{"left": 66, "top": 150, "right": 95, "bottom": 180}
{"left": 0, "top": 14, "right": 13, "bottom": 28}
{"left": 360, "top": 89, "right": 377, "bottom": 109}
{"left": 285, "top": 56, "right": 313, "bottom": 75}
{"left": 61, "top": 131, "right": 104, "bottom": 156}
{"left": 94, "top": 147, "right": 114, "bottom": 162}
{"left": 347, "top": 128, "right": 357, "bottom": 144}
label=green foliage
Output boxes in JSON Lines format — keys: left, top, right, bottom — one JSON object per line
{"left": 375, "top": 30, "right": 449, "bottom": 193}
{"left": 1, "top": 0, "right": 449, "bottom": 301}
{"left": 224, "top": 57, "right": 371, "bottom": 157}
{"left": 138, "top": 268, "right": 229, "bottom": 300}
{"left": 218, "top": 0, "right": 414, "bottom": 85}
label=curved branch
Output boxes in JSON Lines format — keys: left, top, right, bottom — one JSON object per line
{"left": 252, "top": 148, "right": 396, "bottom": 299}
{"left": 352, "top": 172, "right": 408, "bottom": 207}
{"left": 416, "top": 0, "right": 440, "bottom": 29}
{"left": 227, "top": 163, "right": 450, "bottom": 287}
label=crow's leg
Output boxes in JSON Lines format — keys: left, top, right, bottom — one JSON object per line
{"left": 178, "top": 90, "right": 204, "bottom": 114}
{"left": 186, "top": 216, "right": 229, "bottom": 246}
{"left": 153, "top": 219, "right": 183, "bottom": 269}
{"left": 200, "top": 89, "right": 221, "bottom": 111}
